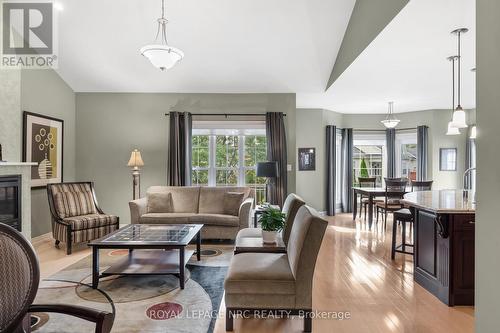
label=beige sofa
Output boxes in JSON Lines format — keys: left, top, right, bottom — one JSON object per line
{"left": 129, "top": 186, "right": 254, "bottom": 240}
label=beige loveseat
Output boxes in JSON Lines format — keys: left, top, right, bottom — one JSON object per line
{"left": 129, "top": 186, "right": 254, "bottom": 240}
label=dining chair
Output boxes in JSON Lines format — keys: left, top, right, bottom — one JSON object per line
{"left": 375, "top": 179, "right": 407, "bottom": 229}
{"left": 358, "top": 177, "right": 382, "bottom": 220}
{"left": 391, "top": 180, "right": 434, "bottom": 260}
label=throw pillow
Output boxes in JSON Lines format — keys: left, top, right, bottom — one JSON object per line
{"left": 147, "top": 192, "right": 173, "bottom": 213}
{"left": 54, "top": 191, "right": 97, "bottom": 218}
{"left": 223, "top": 192, "right": 245, "bottom": 216}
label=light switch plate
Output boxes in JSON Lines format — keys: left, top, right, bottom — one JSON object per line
{"left": 287, "top": 164, "right": 292, "bottom": 171}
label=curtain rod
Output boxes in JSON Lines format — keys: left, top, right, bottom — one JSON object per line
{"left": 353, "top": 127, "right": 417, "bottom": 132}
{"left": 164, "top": 113, "right": 286, "bottom": 117}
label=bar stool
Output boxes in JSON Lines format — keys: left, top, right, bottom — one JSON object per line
{"left": 391, "top": 180, "right": 433, "bottom": 260}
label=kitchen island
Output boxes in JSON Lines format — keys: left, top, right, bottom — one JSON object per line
{"left": 402, "top": 190, "right": 475, "bottom": 306}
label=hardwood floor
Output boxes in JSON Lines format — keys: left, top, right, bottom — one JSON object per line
{"left": 34, "top": 214, "right": 474, "bottom": 333}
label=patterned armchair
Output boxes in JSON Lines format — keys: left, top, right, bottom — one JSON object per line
{"left": 0, "top": 223, "right": 114, "bottom": 332}
{"left": 47, "top": 182, "right": 119, "bottom": 255}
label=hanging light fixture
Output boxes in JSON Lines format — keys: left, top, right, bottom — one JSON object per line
{"left": 470, "top": 125, "right": 477, "bottom": 139}
{"left": 450, "top": 28, "right": 468, "bottom": 128}
{"left": 446, "top": 55, "right": 460, "bottom": 135}
{"left": 140, "top": 0, "right": 184, "bottom": 71}
{"left": 381, "top": 101, "right": 400, "bottom": 128}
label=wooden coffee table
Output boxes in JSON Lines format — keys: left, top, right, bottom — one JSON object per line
{"left": 88, "top": 224, "right": 203, "bottom": 290}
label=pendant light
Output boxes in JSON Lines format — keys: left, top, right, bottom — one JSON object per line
{"left": 446, "top": 55, "right": 460, "bottom": 135}
{"left": 381, "top": 101, "right": 400, "bottom": 128}
{"left": 469, "top": 68, "right": 477, "bottom": 139}
{"left": 450, "top": 28, "right": 468, "bottom": 128}
{"left": 470, "top": 125, "right": 477, "bottom": 139}
{"left": 140, "top": 0, "right": 184, "bottom": 71}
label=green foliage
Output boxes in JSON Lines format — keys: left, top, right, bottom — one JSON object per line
{"left": 259, "top": 205, "right": 286, "bottom": 232}
{"left": 191, "top": 134, "right": 268, "bottom": 188}
{"left": 360, "top": 158, "right": 369, "bottom": 178}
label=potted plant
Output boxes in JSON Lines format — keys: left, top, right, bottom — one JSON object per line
{"left": 259, "top": 205, "right": 286, "bottom": 244}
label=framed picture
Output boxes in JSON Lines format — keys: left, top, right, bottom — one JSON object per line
{"left": 23, "top": 112, "right": 64, "bottom": 188}
{"left": 298, "top": 148, "right": 316, "bottom": 171}
{"left": 439, "top": 148, "right": 457, "bottom": 171}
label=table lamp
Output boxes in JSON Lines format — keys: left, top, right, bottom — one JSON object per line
{"left": 127, "top": 149, "right": 144, "bottom": 200}
{"left": 256, "top": 161, "right": 278, "bottom": 204}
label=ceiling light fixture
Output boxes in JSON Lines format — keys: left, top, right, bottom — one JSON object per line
{"left": 381, "top": 101, "right": 400, "bottom": 129}
{"left": 446, "top": 55, "right": 460, "bottom": 136}
{"left": 140, "top": 0, "right": 184, "bottom": 71}
{"left": 450, "top": 28, "right": 468, "bottom": 129}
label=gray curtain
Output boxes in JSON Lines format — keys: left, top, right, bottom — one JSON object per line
{"left": 417, "top": 125, "right": 429, "bottom": 181}
{"left": 326, "top": 125, "right": 336, "bottom": 216}
{"left": 341, "top": 128, "right": 353, "bottom": 213}
{"left": 266, "top": 112, "right": 288, "bottom": 206}
{"left": 464, "top": 127, "right": 474, "bottom": 189}
{"left": 167, "top": 112, "right": 192, "bottom": 186}
{"left": 386, "top": 128, "right": 396, "bottom": 178}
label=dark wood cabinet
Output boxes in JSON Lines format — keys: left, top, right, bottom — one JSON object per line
{"left": 414, "top": 209, "right": 474, "bottom": 306}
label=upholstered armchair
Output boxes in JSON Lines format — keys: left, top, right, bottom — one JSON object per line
{"left": 0, "top": 223, "right": 114, "bottom": 333}
{"left": 224, "top": 205, "right": 328, "bottom": 332}
{"left": 235, "top": 193, "right": 305, "bottom": 249}
{"left": 47, "top": 182, "right": 119, "bottom": 255}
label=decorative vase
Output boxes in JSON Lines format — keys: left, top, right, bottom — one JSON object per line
{"left": 262, "top": 230, "right": 278, "bottom": 244}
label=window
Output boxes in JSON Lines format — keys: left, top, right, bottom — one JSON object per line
{"left": 353, "top": 132, "right": 386, "bottom": 187}
{"left": 396, "top": 131, "right": 417, "bottom": 180}
{"left": 191, "top": 121, "right": 267, "bottom": 203}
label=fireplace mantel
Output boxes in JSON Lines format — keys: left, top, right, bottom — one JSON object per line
{"left": 0, "top": 163, "right": 35, "bottom": 240}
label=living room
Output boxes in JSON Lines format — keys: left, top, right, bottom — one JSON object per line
{"left": 1, "top": 0, "right": 499, "bottom": 332}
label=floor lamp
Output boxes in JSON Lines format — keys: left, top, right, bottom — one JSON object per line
{"left": 256, "top": 161, "right": 278, "bottom": 204}
{"left": 127, "top": 149, "right": 144, "bottom": 200}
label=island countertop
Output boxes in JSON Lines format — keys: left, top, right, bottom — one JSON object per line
{"left": 402, "top": 190, "right": 476, "bottom": 214}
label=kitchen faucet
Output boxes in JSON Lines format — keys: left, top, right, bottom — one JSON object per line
{"left": 463, "top": 167, "right": 476, "bottom": 201}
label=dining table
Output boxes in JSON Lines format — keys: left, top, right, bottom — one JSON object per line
{"left": 352, "top": 187, "right": 409, "bottom": 230}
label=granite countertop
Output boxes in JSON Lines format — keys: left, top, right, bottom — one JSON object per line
{"left": 402, "top": 190, "right": 476, "bottom": 214}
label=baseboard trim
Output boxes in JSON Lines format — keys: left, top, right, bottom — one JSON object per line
{"left": 31, "top": 232, "right": 53, "bottom": 245}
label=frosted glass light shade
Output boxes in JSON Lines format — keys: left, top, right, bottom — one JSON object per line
{"left": 450, "top": 107, "right": 468, "bottom": 128}
{"left": 446, "top": 121, "right": 461, "bottom": 135}
{"left": 381, "top": 119, "right": 400, "bottom": 129}
{"left": 470, "top": 125, "right": 477, "bottom": 139}
{"left": 140, "top": 44, "right": 184, "bottom": 71}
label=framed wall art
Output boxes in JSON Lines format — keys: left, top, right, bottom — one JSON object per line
{"left": 298, "top": 148, "right": 316, "bottom": 171}
{"left": 23, "top": 112, "right": 64, "bottom": 188}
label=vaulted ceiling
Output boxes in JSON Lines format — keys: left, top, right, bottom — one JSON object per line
{"left": 54, "top": 0, "right": 476, "bottom": 113}
{"left": 56, "top": 0, "right": 355, "bottom": 93}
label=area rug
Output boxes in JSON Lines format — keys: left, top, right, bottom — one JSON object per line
{"left": 32, "top": 244, "right": 233, "bottom": 333}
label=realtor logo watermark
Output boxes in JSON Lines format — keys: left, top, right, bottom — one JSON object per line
{"left": 2, "top": 0, "right": 58, "bottom": 68}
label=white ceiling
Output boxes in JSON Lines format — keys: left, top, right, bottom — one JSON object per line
{"left": 55, "top": 0, "right": 355, "bottom": 93}
{"left": 296, "top": 0, "right": 477, "bottom": 113}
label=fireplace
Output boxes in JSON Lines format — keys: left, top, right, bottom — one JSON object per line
{"left": 0, "top": 175, "right": 22, "bottom": 232}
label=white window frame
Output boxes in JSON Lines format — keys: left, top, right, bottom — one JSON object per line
{"left": 353, "top": 132, "right": 387, "bottom": 186}
{"left": 395, "top": 130, "right": 417, "bottom": 178}
{"left": 192, "top": 121, "right": 266, "bottom": 187}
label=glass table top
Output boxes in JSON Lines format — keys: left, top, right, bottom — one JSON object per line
{"left": 100, "top": 224, "right": 201, "bottom": 244}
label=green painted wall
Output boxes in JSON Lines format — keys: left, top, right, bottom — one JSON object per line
{"left": 75, "top": 93, "right": 296, "bottom": 224}
{"left": 476, "top": 0, "right": 500, "bottom": 330}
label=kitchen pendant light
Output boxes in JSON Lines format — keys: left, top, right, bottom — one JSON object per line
{"left": 450, "top": 28, "right": 468, "bottom": 129}
{"left": 446, "top": 55, "right": 460, "bottom": 136}
{"left": 140, "top": 0, "right": 184, "bottom": 71}
{"left": 470, "top": 125, "right": 477, "bottom": 139}
{"left": 381, "top": 101, "right": 400, "bottom": 129}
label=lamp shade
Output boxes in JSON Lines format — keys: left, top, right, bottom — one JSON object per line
{"left": 446, "top": 121, "right": 461, "bottom": 135}
{"left": 470, "top": 125, "right": 477, "bottom": 139}
{"left": 256, "top": 162, "right": 278, "bottom": 178}
{"left": 450, "top": 106, "right": 468, "bottom": 128}
{"left": 127, "top": 149, "right": 144, "bottom": 168}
